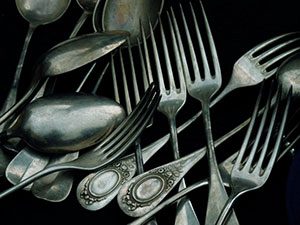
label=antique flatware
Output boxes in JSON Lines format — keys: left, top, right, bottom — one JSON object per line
{"left": 175, "top": 2, "right": 239, "bottom": 224}
{"left": 93, "top": 0, "right": 165, "bottom": 46}
{"left": 0, "top": 84, "right": 160, "bottom": 199}
{"left": 216, "top": 82, "right": 291, "bottom": 225}
{"left": 149, "top": 15, "right": 199, "bottom": 225}
{"left": 0, "top": 0, "right": 71, "bottom": 122}
{"left": 0, "top": 31, "right": 129, "bottom": 126}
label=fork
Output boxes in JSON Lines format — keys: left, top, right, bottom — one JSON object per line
{"left": 128, "top": 87, "right": 295, "bottom": 225}
{"left": 0, "top": 83, "right": 160, "bottom": 200}
{"left": 215, "top": 81, "right": 291, "bottom": 224}
{"left": 148, "top": 12, "right": 200, "bottom": 225}
{"left": 175, "top": 1, "right": 239, "bottom": 224}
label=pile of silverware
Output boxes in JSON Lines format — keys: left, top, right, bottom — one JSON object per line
{"left": 0, "top": 0, "right": 300, "bottom": 224}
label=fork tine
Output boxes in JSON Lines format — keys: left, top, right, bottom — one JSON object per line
{"left": 141, "top": 21, "right": 154, "bottom": 84}
{"left": 119, "top": 48, "right": 132, "bottom": 114}
{"left": 105, "top": 89, "right": 161, "bottom": 159}
{"left": 179, "top": 4, "right": 201, "bottom": 83}
{"left": 91, "top": 62, "right": 110, "bottom": 95}
{"left": 198, "top": 0, "right": 221, "bottom": 78}
{"left": 249, "top": 32, "right": 300, "bottom": 56}
{"left": 149, "top": 19, "right": 166, "bottom": 92}
{"left": 170, "top": 7, "right": 191, "bottom": 86}
{"left": 159, "top": 16, "right": 177, "bottom": 92}
{"left": 255, "top": 87, "right": 291, "bottom": 175}
{"left": 111, "top": 54, "right": 120, "bottom": 104}
{"left": 263, "top": 47, "right": 300, "bottom": 76}
{"left": 189, "top": 1, "right": 210, "bottom": 78}
{"left": 76, "top": 63, "right": 97, "bottom": 92}
{"left": 100, "top": 83, "right": 158, "bottom": 150}
{"left": 243, "top": 81, "right": 274, "bottom": 171}
{"left": 256, "top": 37, "right": 300, "bottom": 62}
{"left": 127, "top": 38, "right": 141, "bottom": 105}
{"left": 166, "top": 11, "right": 186, "bottom": 91}
{"left": 234, "top": 83, "right": 265, "bottom": 167}
{"left": 137, "top": 37, "right": 150, "bottom": 91}
{"left": 102, "top": 84, "right": 160, "bottom": 155}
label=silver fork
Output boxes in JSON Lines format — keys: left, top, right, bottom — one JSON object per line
{"left": 149, "top": 12, "right": 199, "bottom": 225}
{"left": 176, "top": 1, "right": 239, "bottom": 224}
{"left": 215, "top": 82, "right": 291, "bottom": 224}
{"left": 0, "top": 84, "right": 160, "bottom": 199}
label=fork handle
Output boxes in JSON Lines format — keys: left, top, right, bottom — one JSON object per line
{"left": 215, "top": 191, "right": 241, "bottom": 225}
{"left": 202, "top": 103, "right": 240, "bottom": 225}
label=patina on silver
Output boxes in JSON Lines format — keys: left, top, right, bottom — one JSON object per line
{"left": 0, "top": 31, "right": 129, "bottom": 126}
{"left": 0, "top": 84, "right": 160, "bottom": 199}
{"left": 148, "top": 14, "right": 199, "bottom": 225}
{"left": 0, "top": 0, "right": 71, "bottom": 122}
{"left": 93, "top": 0, "right": 164, "bottom": 46}
{"left": 216, "top": 83, "right": 291, "bottom": 225}
{"left": 0, "top": 93, "right": 126, "bottom": 153}
{"left": 129, "top": 100, "right": 299, "bottom": 225}
{"left": 70, "top": 0, "right": 99, "bottom": 38}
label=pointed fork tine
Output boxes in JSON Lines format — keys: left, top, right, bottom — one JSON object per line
{"left": 234, "top": 83, "right": 265, "bottom": 167}
{"left": 166, "top": 12, "right": 186, "bottom": 91}
{"left": 119, "top": 47, "right": 132, "bottom": 114}
{"left": 179, "top": 3, "right": 201, "bottom": 83}
{"left": 137, "top": 37, "right": 150, "bottom": 91}
{"left": 158, "top": 16, "right": 177, "bottom": 91}
{"left": 111, "top": 54, "right": 120, "bottom": 104}
{"left": 99, "top": 84, "right": 158, "bottom": 149}
{"left": 243, "top": 81, "right": 275, "bottom": 170}
{"left": 249, "top": 32, "right": 300, "bottom": 56}
{"left": 149, "top": 19, "right": 166, "bottom": 92}
{"left": 255, "top": 87, "right": 291, "bottom": 175}
{"left": 141, "top": 21, "right": 154, "bottom": 84}
{"left": 91, "top": 62, "right": 110, "bottom": 95}
{"left": 127, "top": 37, "right": 140, "bottom": 105}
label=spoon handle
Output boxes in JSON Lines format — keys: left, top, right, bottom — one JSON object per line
{"left": 69, "top": 11, "right": 89, "bottom": 39}
{"left": 0, "top": 24, "right": 36, "bottom": 128}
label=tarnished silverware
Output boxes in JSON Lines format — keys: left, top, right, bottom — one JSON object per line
{"left": 216, "top": 82, "right": 291, "bottom": 225}
{"left": 0, "top": 31, "right": 129, "bottom": 126}
{"left": 149, "top": 14, "right": 199, "bottom": 225}
{"left": 128, "top": 95, "right": 298, "bottom": 225}
{"left": 0, "top": 0, "right": 71, "bottom": 124}
{"left": 175, "top": 2, "right": 239, "bottom": 224}
{"left": 0, "top": 83, "right": 160, "bottom": 199}
{"left": 93, "top": 0, "right": 165, "bottom": 46}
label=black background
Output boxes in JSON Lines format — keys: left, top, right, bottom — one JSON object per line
{"left": 0, "top": 0, "right": 300, "bottom": 225}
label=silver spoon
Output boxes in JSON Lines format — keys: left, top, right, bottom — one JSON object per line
{"left": 0, "top": 31, "right": 129, "bottom": 126}
{"left": 0, "top": 93, "right": 125, "bottom": 153}
{"left": 93, "top": 0, "right": 165, "bottom": 46}
{"left": 0, "top": 0, "right": 71, "bottom": 121}
{"left": 70, "top": 0, "right": 99, "bottom": 38}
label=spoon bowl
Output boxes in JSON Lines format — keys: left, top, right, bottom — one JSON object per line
{"left": 1, "top": 93, "right": 126, "bottom": 153}
{"left": 16, "top": 0, "right": 71, "bottom": 26}
{"left": 0, "top": 31, "right": 129, "bottom": 126}
{"left": 93, "top": 0, "right": 164, "bottom": 46}
{"left": 277, "top": 52, "right": 300, "bottom": 98}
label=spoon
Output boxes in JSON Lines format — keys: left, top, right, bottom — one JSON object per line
{"left": 93, "top": 0, "right": 165, "bottom": 46}
{"left": 0, "top": 0, "right": 71, "bottom": 120}
{"left": 5, "top": 65, "right": 111, "bottom": 200}
{"left": 277, "top": 52, "right": 300, "bottom": 98}
{"left": 0, "top": 31, "right": 129, "bottom": 126}
{"left": 70, "top": 0, "right": 99, "bottom": 38}
{"left": 0, "top": 93, "right": 126, "bottom": 153}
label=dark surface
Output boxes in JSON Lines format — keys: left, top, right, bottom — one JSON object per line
{"left": 0, "top": 0, "right": 300, "bottom": 224}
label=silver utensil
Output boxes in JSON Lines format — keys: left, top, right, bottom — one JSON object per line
{"left": 93, "top": 0, "right": 165, "bottom": 46}
{"left": 128, "top": 96, "right": 298, "bottom": 225}
{"left": 0, "top": 0, "right": 71, "bottom": 124}
{"left": 149, "top": 14, "right": 199, "bottom": 225}
{"left": 69, "top": 0, "right": 99, "bottom": 38}
{"left": 216, "top": 82, "right": 291, "bottom": 225}
{"left": 0, "top": 84, "right": 160, "bottom": 199}
{"left": 175, "top": 2, "right": 238, "bottom": 224}
{"left": 0, "top": 93, "right": 125, "bottom": 153}
{"left": 0, "top": 31, "right": 128, "bottom": 126}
